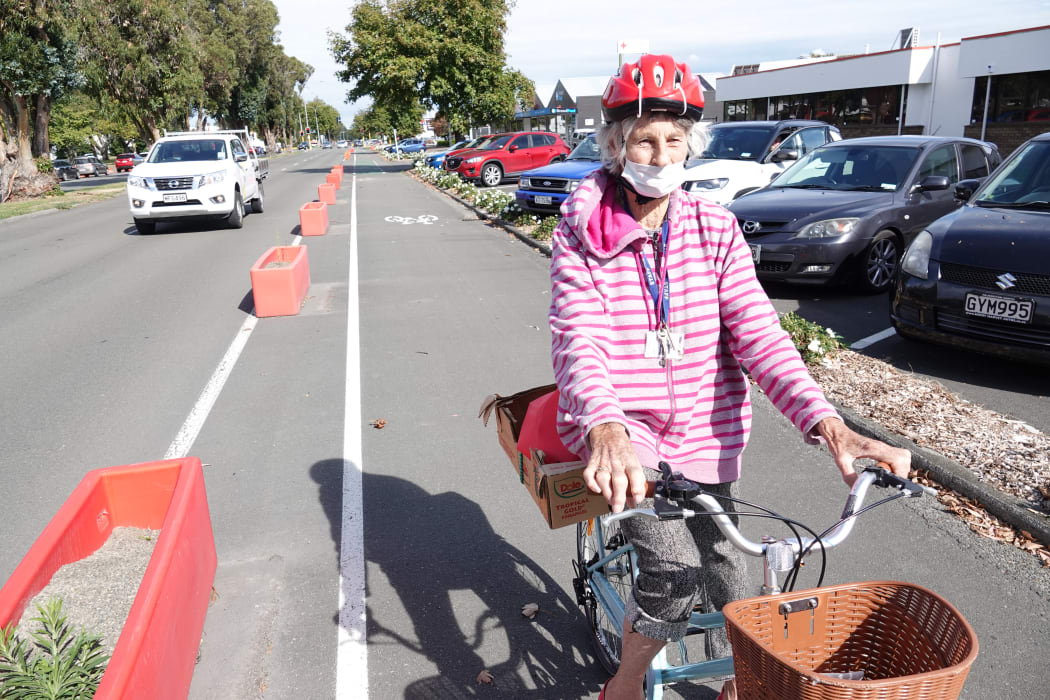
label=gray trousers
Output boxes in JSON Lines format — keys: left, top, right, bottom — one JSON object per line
{"left": 619, "top": 476, "right": 751, "bottom": 656}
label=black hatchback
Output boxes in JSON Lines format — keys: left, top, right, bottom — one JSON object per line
{"left": 727, "top": 136, "right": 1000, "bottom": 293}
{"left": 890, "top": 131, "right": 1050, "bottom": 364}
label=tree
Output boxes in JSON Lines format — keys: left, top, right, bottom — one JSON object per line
{"left": 258, "top": 51, "right": 312, "bottom": 150}
{"left": 0, "top": 0, "right": 83, "bottom": 200}
{"left": 329, "top": 0, "right": 532, "bottom": 137}
{"left": 74, "top": 0, "right": 203, "bottom": 143}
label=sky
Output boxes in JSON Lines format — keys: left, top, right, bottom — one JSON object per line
{"left": 272, "top": 0, "right": 1050, "bottom": 128}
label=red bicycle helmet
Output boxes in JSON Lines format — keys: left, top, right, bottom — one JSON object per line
{"left": 602, "top": 54, "right": 705, "bottom": 122}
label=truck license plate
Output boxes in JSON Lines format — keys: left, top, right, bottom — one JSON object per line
{"left": 162, "top": 193, "right": 188, "bottom": 203}
{"left": 749, "top": 244, "right": 761, "bottom": 264}
{"left": 964, "top": 292, "right": 1033, "bottom": 323}
{"left": 535, "top": 195, "right": 553, "bottom": 205}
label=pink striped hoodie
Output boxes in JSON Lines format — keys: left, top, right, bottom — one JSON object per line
{"left": 549, "top": 170, "right": 839, "bottom": 483}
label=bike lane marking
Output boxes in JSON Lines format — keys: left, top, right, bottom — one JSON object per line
{"left": 164, "top": 235, "right": 302, "bottom": 460}
{"left": 337, "top": 151, "right": 369, "bottom": 698}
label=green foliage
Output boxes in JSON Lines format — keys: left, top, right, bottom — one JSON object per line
{"left": 35, "top": 158, "right": 54, "bottom": 174}
{"left": 0, "top": 1, "right": 83, "bottom": 99}
{"left": 75, "top": 0, "right": 204, "bottom": 140}
{"left": 330, "top": 0, "right": 532, "bottom": 134}
{"left": 43, "top": 185, "right": 65, "bottom": 197}
{"left": 0, "top": 598, "right": 110, "bottom": 699}
{"left": 532, "top": 215, "right": 559, "bottom": 241}
{"left": 351, "top": 103, "right": 423, "bottom": 142}
{"left": 778, "top": 312, "right": 843, "bottom": 364}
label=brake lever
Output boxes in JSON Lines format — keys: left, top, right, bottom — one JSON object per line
{"left": 865, "top": 466, "right": 925, "bottom": 498}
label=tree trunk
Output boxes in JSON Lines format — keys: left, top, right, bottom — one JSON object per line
{"left": 145, "top": 114, "right": 160, "bottom": 144}
{"left": 0, "top": 93, "right": 56, "bottom": 202}
{"left": 31, "top": 94, "right": 51, "bottom": 158}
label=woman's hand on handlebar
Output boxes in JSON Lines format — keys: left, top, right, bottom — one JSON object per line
{"left": 815, "top": 417, "right": 912, "bottom": 487}
{"left": 584, "top": 422, "right": 647, "bottom": 513}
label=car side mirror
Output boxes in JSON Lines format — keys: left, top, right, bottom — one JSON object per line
{"left": 508, "top": 145, "right": 518, "bottom": 152}
{"left": 912, "top": 175, "right": 950, "bottom": 193}
{"left": 953, "top": 178, "right": 980, "bottom": 201}
{"left": 770, "top": 149, "right": 799, "bottom": 163}
{"left": 235, "top": 154, "right": 248, "bottom": 162}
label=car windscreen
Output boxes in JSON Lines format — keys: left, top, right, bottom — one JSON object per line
{"left": 149, "top": 139, "right": 229, "bottom": 163}
{"left": 772, "top": 145, "right": 921, "bottom": 192}
{"left": 54, "top": 160, "right": 70, "bottom": 167}
{"left": 482, "top": 135, "right": 512, "bottom": 150}
{"left": 118, "top": 154, "right": 134, "bottom": 159}
{"left": 974, "top": 141, "right": 1050, "bottom": 209}
{"left": 567, "top": 135, "right": 600, "bottom": 161}
{"left": 700, "top": 126, "right": 776, "bottom": 161}
{"left": 75, "top": 158, "right": 91, "bottom": 164}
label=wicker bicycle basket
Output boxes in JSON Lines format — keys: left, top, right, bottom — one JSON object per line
{"left": 722, "top": 581, "right": 978, "bottom": 700}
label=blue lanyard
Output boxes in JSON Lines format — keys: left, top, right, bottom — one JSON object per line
{"left": 639, "top": 219, "right": 670, "bottom": 327}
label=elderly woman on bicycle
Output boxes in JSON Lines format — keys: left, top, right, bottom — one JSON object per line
{"left": 548, "top": 55, "right": 911, "bottom": 700}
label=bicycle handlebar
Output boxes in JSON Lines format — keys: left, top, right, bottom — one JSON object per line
{"left": 604, "top": 466, "right": 932, "bottom": 559}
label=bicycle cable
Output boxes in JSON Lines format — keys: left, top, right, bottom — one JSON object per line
{"left": 672, "top": 490, "right": 827, "bottom": 595}
{"left": 783, "top": 491, "right": 907, "bottom": 591}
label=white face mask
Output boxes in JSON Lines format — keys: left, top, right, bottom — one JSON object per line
{"left": 621, "top": 159, "right": 687, "bottom": 198}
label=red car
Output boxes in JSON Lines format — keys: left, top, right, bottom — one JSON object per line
{"left": 445, "top": 131, "right": 570, "bottom": 187}
{"left": 115, "top": 153, "right": 143, "bottom": 172}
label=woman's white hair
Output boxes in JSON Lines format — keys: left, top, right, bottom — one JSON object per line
{"left": 598, "top": 113, "right": 709, "bottom": 176}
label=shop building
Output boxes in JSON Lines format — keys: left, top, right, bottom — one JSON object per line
{"left": 716, "top": 24, "right": 1050, "bottom": 156}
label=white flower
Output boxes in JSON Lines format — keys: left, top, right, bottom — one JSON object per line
{"left": 807, "top": 339, "right": 824, "bottom": 355}
{"left": 825, "top": 328, "right": 838, "bottom": 338}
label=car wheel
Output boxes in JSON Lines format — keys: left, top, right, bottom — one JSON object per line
{"left": 856, "top": 229, "right": 900, "bottom": 294}
{"left": 228, "top": 191, "right": 245, "bottom": 229}
{"left": 134, "top": 219, "right": 156, "bottom": 235}
{"left": 480, "top": 162, "right": 502, "bottom": 187}
{"left": 251, "top": 183, "right": 265, "bottom": 214}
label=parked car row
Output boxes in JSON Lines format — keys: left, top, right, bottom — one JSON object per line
{"left": 499, "top": 120, "right": 1048, "bottom": 364}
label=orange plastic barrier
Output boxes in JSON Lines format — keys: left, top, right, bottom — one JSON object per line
{"left": 250, "top": 245, "right": 310, "bottom": 317}
{"left": 0, "top": 458, "right": 217, "bottom": 700}
{"left": 318, "top": 182, "right": 336, "bottom": 204}
{"left": 326, "top": 172, "right": 341, "bottom": 188}
{"left": 299, "top": 201, "right": 329, "bottom": 237}
{"left": 331, "top": 164, "right": 344, "bottom": 175}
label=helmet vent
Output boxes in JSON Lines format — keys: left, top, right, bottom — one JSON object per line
{"left": 653, "top": 65, "right": 664, "bottom": 87}
{"left": 632, "top": 68, "right": 643, "bottom": 86}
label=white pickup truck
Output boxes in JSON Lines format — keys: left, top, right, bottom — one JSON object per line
{"left": 126, "top": 129, "right": 268, "bottom": 234}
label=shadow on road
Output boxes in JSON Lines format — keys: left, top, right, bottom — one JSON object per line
{"left": 309, "top": 460, "right": 604, "bottom": 699}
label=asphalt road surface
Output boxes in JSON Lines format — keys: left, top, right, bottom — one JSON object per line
{"left": 1, "top": 149, "right": 1047, "bottom": 699}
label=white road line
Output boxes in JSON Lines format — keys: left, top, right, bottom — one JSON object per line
{"left": 164, "top": 313, "right": 258, "bottom": 459}
{"left": 850, "top": 326, "right": 897, "bottom": 350}
{"left": 337, "top": 155, "right": 368, "bottom": 698}
{"left": 165, "top": 238, "right": 304, "bottom": 459}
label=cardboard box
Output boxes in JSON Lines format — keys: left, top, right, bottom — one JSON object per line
{"left": 478, "top": 384, "right": 557, "bottom": 470}
{"left": 524, "top": 451, "right": 610, "bottom": 529}
{"left": 479, "top": 385, "right": 609, "bottom": 529}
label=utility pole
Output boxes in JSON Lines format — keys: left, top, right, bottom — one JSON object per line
{"left": 313, "top": 105, "right": 321, "bottom": 145}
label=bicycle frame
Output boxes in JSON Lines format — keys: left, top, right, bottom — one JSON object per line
{"left": 582, "top": 516, "right": 733, "bottom": 700}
